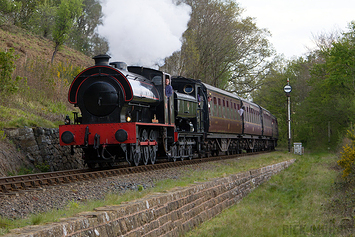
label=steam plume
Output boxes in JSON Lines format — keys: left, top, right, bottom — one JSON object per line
{"left": 98, "top": 0, "right": 191, "bottom": 67}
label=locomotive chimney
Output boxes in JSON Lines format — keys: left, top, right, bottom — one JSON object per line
{"left": 93, "top": 54, "right": 111, "bottom": 66}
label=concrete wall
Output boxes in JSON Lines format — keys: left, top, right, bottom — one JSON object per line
{"left": 5, "top": 159, "right": 295, "bottom": 237}
{"left": 4, "top": 127, "right": 84, "bottom": 172}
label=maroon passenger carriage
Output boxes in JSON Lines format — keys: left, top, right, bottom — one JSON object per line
{"left": 59, "top": 55, "right": 278, "bottom": 168}
{"left": 172, "top": 77, "right": 278, "bottom": 157}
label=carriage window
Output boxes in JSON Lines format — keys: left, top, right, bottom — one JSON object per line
{"left": 183, "top": 84, "right": 194, "bottom": 94}
{"left": 235, "top": 107, "right": 237, "bottom": 119}
{"left": 223, "top": 100, "right": 225, "bottom": 107}
{"left": 222, "top": 103, "right": 226, "bottom": 118}
{"left": 226, "top": 101, "right": 229, "bottom": 107}
{"left": 218, "top": 98, "right": 221, "bottom": 105}
{"left": 254, "top": 110, "right": 257, "bottom": 123}
{"left": 213, "top": 97, "right": 217, "bottom": 116}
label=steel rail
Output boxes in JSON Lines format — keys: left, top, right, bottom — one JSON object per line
{"left": 0, "top": 151, "right": 268, "bottom": 194}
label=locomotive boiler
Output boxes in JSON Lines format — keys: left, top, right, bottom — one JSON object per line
{"left": 59, "top": 55, "right": 278, "bottom": 168}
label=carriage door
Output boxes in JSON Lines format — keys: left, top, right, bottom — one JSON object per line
{"left": 197, "top": 86, "right": 205, "bottom": 132}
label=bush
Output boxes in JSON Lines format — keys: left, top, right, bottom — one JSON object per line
{"left": 0, "top": 48, "right": 26, "bottom": 95}
{"left": 35, "top": 162, "right": 50, "bottom": 172}
{"left": 338, "top": 130, "right": 355, "bottom": 179}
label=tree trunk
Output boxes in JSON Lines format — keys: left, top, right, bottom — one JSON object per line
{"left": 51, "top": 43, "right": 59, "bottom": 64}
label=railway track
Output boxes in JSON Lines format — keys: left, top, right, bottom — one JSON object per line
{"left": 0, "top": 151, "right": 267, "bottom": 194}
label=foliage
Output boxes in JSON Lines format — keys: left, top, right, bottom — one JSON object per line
{"left": 30, "top": 215, "right": 43, "bottom": 225}
{"left": 305, "top": 22, "right": 355, "bottom": 148}
{"left": 35, "top": 162, "right": 50, "bottom": 172}
{"left": 0, "top": 104, "right": 62, "bottom": 128}
{"left": 20, "top": 56, "right": 84, "bottom": 104}
{"left": 338, "top": 130, "right": 355, "bottom": 179}
{"left": 253, "top": 56, "right": 314, "bottom": 147}
{"left": 161, "top": 0, "right": 275, "bottom": 97}
{"left": 0, "top": 0, "right": 22, "bottom": 24}
{"left": 28, "top": 0, "right": 57, "bottom": 38}
{"left": 67, "top": 200, "right": 80, "bottom": 209}
{"left": 7, "top": 166, "right": 33, "bottom": 176}
{"left": 0, "top": 45, "right": 84, "bottom": 128}
{"left": 66, "top": 0, "right": 108, "bottom": 56}
{"left": 0, "top": 130, "right": 5, "bottom": 140}
{"left": 51, "top": 0, "right": 83, "bottom": 63}
{"left": 138, "top": 185, "right": 144, "bottom": 191}
{"left": 253, "top": 22, "right": 355, "bottom": 149}
{"left": 0, "top": 48, "right": 26, "bottom": 95}
{"left": 1, "top": 0, "right": 108, "bottom": 57}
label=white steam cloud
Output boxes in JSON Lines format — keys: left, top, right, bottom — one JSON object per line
{"left": 98, "top": 0, "right": 191, "bottom": 67}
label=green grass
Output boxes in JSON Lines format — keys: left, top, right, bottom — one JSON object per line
{"left": 0, "top": 99, "right": 76, "bottom": 128}
{"left": 185, "top": 152, "right": 344, "bottom": 237}
{"left": 0, "top": 26, "right": 90, "bottom": 130}
{"left": 0, "top": 105, "right": 56, "bottom": 128}
{"left": 7, "top": 166, "right": 34, "bottom": 176}
{"left": 0, "top": 152, "right": 293, "bottom": 235}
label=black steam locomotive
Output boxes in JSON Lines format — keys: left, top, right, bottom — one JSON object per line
{"left": 59, "top": 55, "right": 278, "bottom": 167}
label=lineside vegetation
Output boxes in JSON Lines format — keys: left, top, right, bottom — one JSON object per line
{"left": 186, "top": 152, "right": 354, "bottom": 237}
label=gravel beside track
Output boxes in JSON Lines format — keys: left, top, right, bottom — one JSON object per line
{"left": 0, "top": 162, "right": 219, "bottom": 220}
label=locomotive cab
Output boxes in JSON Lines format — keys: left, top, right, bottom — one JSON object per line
{"left": 127, "top": 66, "right": 174, "bottom": 125}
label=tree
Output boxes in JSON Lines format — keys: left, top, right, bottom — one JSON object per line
{"left": 253, "top": 52, "right": 323, "bottom": 147}
{"left": 161, "top": 0, "right": 275, "bottom": 97}
{"left": 0, "top": 48, "right": 26, "bottom": 95}
{"left": 13, "top": 0, "right": 41, "bottom": 27}
{"left": 66, "top": 0, "right": 107, "bottom": 56}
{"left": 0, "top": 0, "right": 22, "bottom": 24}
{"left": 29, "top": 0, "right": 57, "bottom": 38}
{"left": 89, "top": 33, "right": 109, "bottom": 56}
{"left": 304, "top": 23, "right": 355, "bottom": 147}
{"left": 51, "top": 0, "right": 83, "bottom": 63}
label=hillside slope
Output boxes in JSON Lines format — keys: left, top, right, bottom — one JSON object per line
{"left": 0, "top": 24, "right": 92, "bottom": 66}
{"left": 0, "top": 25, "right": 95, "bottom": 176}
{"left": 0, "top": 24, "right": 95, "bottom": 129}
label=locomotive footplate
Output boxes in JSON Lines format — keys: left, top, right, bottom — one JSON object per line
{"left": 59, "top": 122, "right": 175, "bottom": 146}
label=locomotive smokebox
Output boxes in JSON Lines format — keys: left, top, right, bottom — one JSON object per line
{"left": 93, "top": 54, "right": 111, "bottom": 66}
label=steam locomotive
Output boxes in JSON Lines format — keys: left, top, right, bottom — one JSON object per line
{"left": 59, "top": 55, "right": 278, "bottom": 168}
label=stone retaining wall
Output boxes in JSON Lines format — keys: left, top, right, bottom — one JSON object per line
{"left": 5, "top": 159, "right": 295, "bottom": 237}
{"left": 3, "top": 127, "right": 84, "bottom": 172}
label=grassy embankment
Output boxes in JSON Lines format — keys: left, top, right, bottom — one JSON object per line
{"left": 186, "top": 152, "right": 355, "bottom": 237}
{"left": 0, "top": 24, "right": 92, "bottom": 129}
{"left": 1, "top": 151, "right": 354, "bottom": 236}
